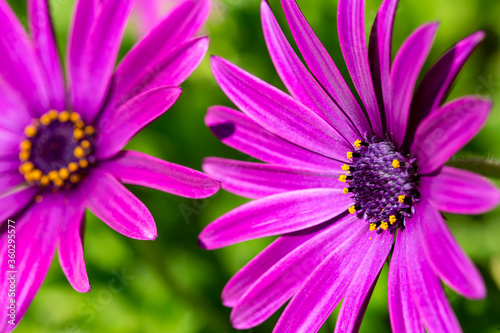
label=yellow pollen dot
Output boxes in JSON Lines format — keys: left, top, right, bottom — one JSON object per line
{"left": 73, "top": 128, "right": 85, "bottom": 140}
{"left": 79, "top": 159, "right": 89, "bottom": 168}
{"left": 343, "top": 188, "right": 349, "bottom": 194}
{"left": 338, "top": 175, "right": 347, "bottom": 182}
{"left": 19, "top": 162, "right": 34, "bottom": 174}
{"left": 398, "top": 195, "right": 406, "bottom": 203}
{"left": 25, "top": 125, "right": 37, "bottom": 137}
{"left": 48, "top": 170, "right": 59, "bottom": 181}
{"left": 35, "top": 195, "right": 43, "bottom": 203}
{"left": 74, "top": 146, "right": 85, "bottom": 158}
{"left": 75, "top": 120, "right": 85, "bottom": 129}
{"left": 81, "top": 140, "right": 91, "bottom": 149}
{"left": 380, "top": 222, "right": 389, "bottom": 230}
{"left": 347, "top": 152, "right": 353, "bottom": 160}
{"left": 392, "top": 159, "right": 401, "bottom": 169}
{"left": 84, "top": 126, "right": 95, "bottom": 135}
{"left": 40, "top": 175, "right": 50, "bottom": 186}
{"left": 20, "top": 140, "right": 32, "bottom": 150}
{"left": 48, "top": 110, "right": 58, "bottom": 120}
{"left": 68, "top": 162, "right": 79, "bottom": 172}
{"left": 58, "top": 111, "right": 70, "bottom": 122}
{"left": 59, "top": 168, "right": 70, "bottom": 180}
{"left": 70, "top": 174, "right": 81, "bottom": 183}
{"left": 40, "top": 114, "right": 52, "bottom": 125}
{"left": 348, "top": 206, "right": 356, "bottom": 214}
{"left": 341, "top": 164, "right": 350, "bottom": 171}
{"left": 29, "top": 169, "right": 42, "bottom": 181}
{"left": 53, "top": 177, "right": 64, "bottom": 187}
{"left": 19, "top": 150, "right": 30, "bottom": 161}
{"left": 389, "top": 215, "right": 397, "bottom": 225}
{"left": 354, "top": 139, "right": 362, "bottom": 148}
{"left": 70, "top": 112, "right": 80, "bottom": 122}
{"left": 369, "top": 223, "right": 377, "bottom": 231}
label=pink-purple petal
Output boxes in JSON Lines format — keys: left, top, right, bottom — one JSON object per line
{"left": 84, "top": 169, "right": 157, "bottom": 241}
{"left": 281, "top": 0, "right": 371, "bottom": 135}
{"left": 205, "top": 106, "right": 341, "bottom": 170}
{"left": 199, "top": 189, "right": 352, "bottom": 250}
{"left": 101, "top": 151, "right": 220, "bottom": 199}
{"left": 211, "top": 56, "right": 351, "bottom": 161}
{"left": 0, "top": 83, "right": 32, "bottom": 134}
{"left": 420, "top": 166, "right": 500, "bottom": 215}
{"left": 203, "top": 157, "right": 341, "bottom": 199}
{"left": 388, "top": 23, "right": 438, "bottom": 147}
{"left": 0, "top": 186, "right": 38, "bottom": 223}
{"left": 95, "top": 86, "right": 182, "bottom": 159}
{"left": 412, "top": 96, "right": 492, "bottom": 175}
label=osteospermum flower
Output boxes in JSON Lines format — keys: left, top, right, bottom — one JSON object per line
{"left": 133, "top": 0, "right": 179, "bottom": 37}
{"left": 199, "top": 0, "right": 500, "bottom": 331}
{"left": 0, "top": 0, "right": 216, "bottom": 330}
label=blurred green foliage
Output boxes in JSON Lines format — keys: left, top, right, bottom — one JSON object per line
{"left": 7, "top": 0, "right": 500, "bottom": 332}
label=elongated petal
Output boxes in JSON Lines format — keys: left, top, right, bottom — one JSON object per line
{"left": 389, "top": 23, "right": 438, "bottom": 147}
{"left": 0, "top": 172, "right": 25, "bottom": 195}
{"left": 69, "top": 0, "right": 135, "bottom": 122}
{"left": 28, "top": 0, "right": 66, "bottom": 111}
{"left": 203, "top": 157, "right": 341, "bottom": 199}
{"left": 199, "top": 189, "right": 352, "bottom": 249}
{"left": 0, "top": 194, "right": 60, "bottom": 332}
{"left": 0, "top": 160, "right": 19, "bottom": 174}
{"left": 101, "top": 151, "right": 220, "bottom": 199}
{"left": 58, "top": 189, "right": 90, "bottom": 293}
{"left": 0, "top": 130, "right": 23, "bottom": 160}
{"left": 415, "top": 200, "right": 485, "bottom": 299}
{"left": 0, "top": 83, "right": 32, "bottom": 134}
{"left": 84, "top": 169, "right": 157, "bottom": 240}
{"left": 368, "top": 0, "right": 398, "bottom": 120}
{"left": 412, "top": 96, "right": 492, "bottom": 175}
{"left": 421, "top": 167, "right": 500, "bottom": 214}
{"left": 388, "top": 230, "right": 423, "bottom": 333}
{"left": 281, "top": 0, "right": 371, "bottom": 135}
{"left": 405, "top": 32, "right": 485, "bottom": 146}
{"left": 261, "top": 1, "right": 361, "bottom": 142}
{"left": 114, "top": 0, "right": 210, "bottom": 95}
{"left": 335, "top": 231, "right": 393, "bottom": 332}
{"left": 211, "top": 56, "right": 351, "bottom": 161}
{"left": 0, "top": 186, "right": 38, "bottom": 223}
{"left": 0, "top": 0, "right": 50, "bottom": 115}
{"left": 232, "top": 215, "right": 358, "bottom": 329}
{"left": 273, "top": 228, "right": 377, "bottom": 333}
{"left": 337, "top": 0, "right": 382, "bottom": 136}
{"left": 206, "top": 106, "right": 341, "bottom": 170}
{"left": 405, "top": 218, "right": 462, "bottom": 333}
{"left": 96, "top": 86, "right": 182, "bottom": 159}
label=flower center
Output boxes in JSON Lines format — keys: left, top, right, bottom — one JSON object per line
{"left": 339, "top": 138, "right": 419, "bottom": 232}
{"left": 18, "top": 110, "right": 96, "bottom": 190}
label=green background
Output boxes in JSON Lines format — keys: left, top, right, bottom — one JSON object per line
{"left": 7, "top": 0, "right": 500, "bottom": 332}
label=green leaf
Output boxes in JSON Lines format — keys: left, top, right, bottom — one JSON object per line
{"left": 446, "top": 156, "right": 500, "bottom": 180}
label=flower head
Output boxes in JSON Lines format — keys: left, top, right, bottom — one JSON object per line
{"left": 0, "top": 0, "right": 217, "bottom": 330}
{"left": 199, "top": 0, "right": 500, "bottom": 331}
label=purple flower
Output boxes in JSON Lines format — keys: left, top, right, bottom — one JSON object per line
{"left": 133, "top": 0, "right": 180, "bottom": 38}
{"left": 199, "top": 0, "right": 500, "bottom": 331}
{"left": 0, "top": 0, "right": 217, "bottom": 330}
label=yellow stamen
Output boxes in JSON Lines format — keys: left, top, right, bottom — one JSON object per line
{"left": 74, "top": 146, "right": 85, "bottom": 158}
{"left": 392, "top": 159, "right": 401, "bottom": 169}
{"left": 35, "top": 195, "right": 43, "bottom": 203}
{"left": 341, "top": 164, "right": 350, "bottom": 172}
{"left": 84, "top": 126, "right": 95, "bottom": 135}
{"left": 59, "top": 168, "right": 70, "bottom": 180}
{"left": 398, "top": 195, "right": 406, "bottom": 203}
{"left": 47, "top": 110, "right": 58, "bottom": 120}
{"left": 338, "top": 175, "right": 347, "bottom": 182}
{"left": 380, "top": 222, "right": 389, "bottom": 230}
{"left": 53, "top": 177, "right": 64, "bottom": 187}
{"left": 40, "top": 114, "right": 52, "bottom": 125}
{"left": 68, "top": 162, "right": 79, "bottom": 172}
{"left": 48, "top": 170, "right": 59, "bottom": 181}
{"left": 389, "top": 215, "right": 397, "bottom": 225}
{"left": 58, "top": 111, "right": 70, "bottom": 122}
{"left": 348, "top": 206, "right": 356, "bottom": 214}
{"left": 70, "top": 174, "right": 81, "bottom": 183}
{"left": 369, "top": 223, "right": 377, "bottom": 231}
{"left": 19, "top": 150, "right": 30, "bottom": 161}
{"left": 29, "top": 169, "right": 42, "bottom": 181}
{"left": 79, "top": 159, "right": 89, "bottom": 168}
{"left": 70, "top": 112, "right": 80, "bottom": 122}
{"left": 25, "top": 125, "right": 37, "bottom": 137}
{"left": 80, "top": 140, "right": 91, "bottom": 149}
{"left": 73, "top": 128, "right": 85, "bottom": 140}
{"left": 75, "top": 120, "right": 85, "bottom": 129}
{"left": 343, "top": 188, "right": 349, "bottom": 194}
{"left": 40, "top": 175, "right": 50, "bottom": 186}
{"left": 20, "top": 140, "right": 32, "bottom": 151}
{"left": 354, "top": 139, "right": 362, "bottom": 148}
{"left": 347, "top": 152, "right": 353, "bottom": 160}
{"left": 19, "top": 162, "right": 34, "bottom": 174}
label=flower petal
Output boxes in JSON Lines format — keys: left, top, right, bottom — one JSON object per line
{"left": 388, "top": 230, "right": 423, "bottom": 333}
{"left": 335, "top": 231, "right": 393, "bottom": 332}
{"left": 58, "top": 189, "right": 90, "bottom": 293}
{"left": 199, "top": 188, "right": 353, "bottom": 249}
{"left": 203, "top": 157, "right": 341, "bottom": 199}
{"left": 0, "top": 1, "right": 50, "bottom": 115}
{"left": 84, "top": 169, "right": 157, "bottom": 240}
{"left": 211, "top": 56, "right": 351, "bottom": 161}
{"left": 114, "top": 0, "right": 210, "bottom": 97}
{"left": 69, "top": 0, "right": 135, "bottom": 122}
{"left": 0, "top": 172, "right": 27, "bottom": 196}
{"left": 95, "top": 86, "right": 182, "bottom": 159}
{"left": 405, "top": 217, "right": 462, "bottom": 333}
{"left": 0, "top": 83, "right": 32, "bottom": 134}
{"left": 415, "top": 199, "right": 485, "bottom": 299}
{"left": 388, "top": 23, "right": 438, "bottom": 147}
{"left": 337, "top": 0, "right": 382, "bottom": 136}
{"left": 412, "top": 96, "right": 492, "bottom": 175}
{"left": 261, "top": 1, "right": 361, "bottom": 142}
{"left": 281, "top": 0, "right": 371, "bottom": 135}
{"left": 0, "top": 130, "right": 23, "bottom": 160}
{"left": 420, "top": 166, "right": 500, "bottom": 215}
{"left": 0, "top": 194, "right": 60, "bottom": 332}
{"left": 28, "top": 0, "right": 66, "bottom": 111}
{"left": 205, "top": 106, "right": 340, "bottom": 170}
{"left": 101, "top": 151, "right": 220, "bottom": 199}
{"left": 405, "top": 31, "right": 485, "bottom": 146}
{"left": 0, "top": 186, "right": 38, "bottom": 223}
{"left": 232, "top": 214, "right": 358, "bottom": 329}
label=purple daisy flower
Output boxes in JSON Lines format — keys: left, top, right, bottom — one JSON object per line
{"left": 0, "top": 0, "right": 217, "bottom": 330}
{"left": 199, "top": 0, "right": 500, "bottom": 331}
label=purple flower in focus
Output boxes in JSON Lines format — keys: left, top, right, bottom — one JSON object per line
{"left": 199, "top": 0, "right": 500, "bottom": 331}
{"left": 0, "top": 0, "right": 217, "bottom": 330}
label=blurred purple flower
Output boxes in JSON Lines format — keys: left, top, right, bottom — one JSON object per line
{"left": 199, "top": 0, "right": 500, "bottom": 331}
{"left": 133, "top": 0, "right": 179, "bottom": 38}
{"left": 0, "top": 0, "right": 217, "bottom": 330}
